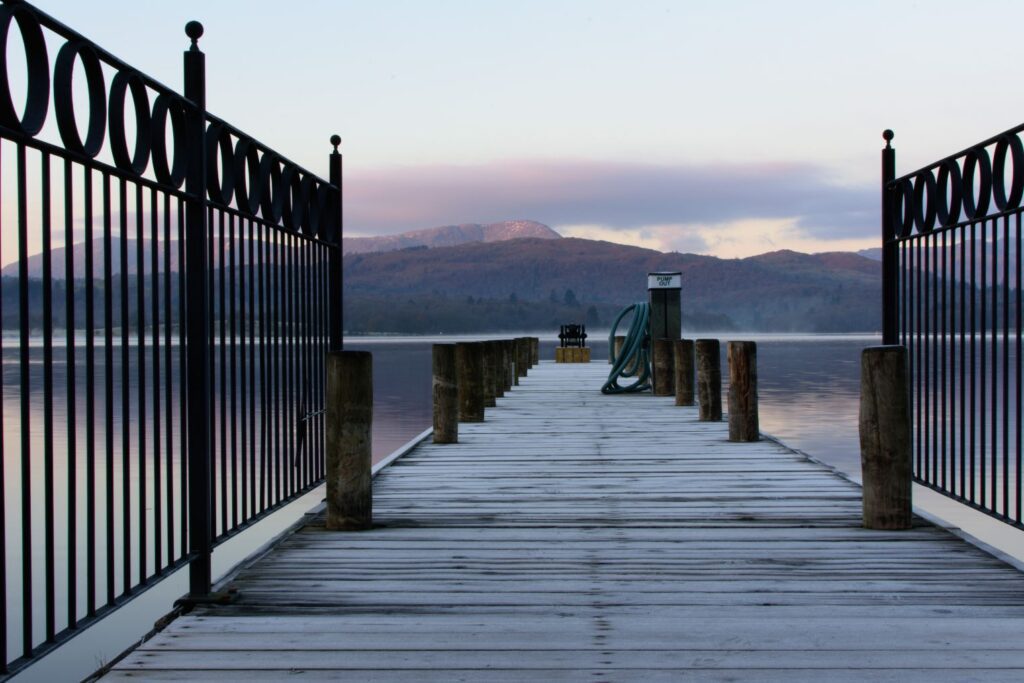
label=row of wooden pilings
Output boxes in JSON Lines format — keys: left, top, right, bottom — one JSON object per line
{"left": 623, "top": 337, "right": 760, "bottom": 443}
{"left": 641, "top": 337, "right": 912, "bottom": 532}
{"left": 323, "top": 336, "right": 910, "bottom": 535}
{"left": 324, "top": 337, "right": 540, "bottom": 530}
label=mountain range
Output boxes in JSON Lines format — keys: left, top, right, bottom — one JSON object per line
{"left": 342, "top": 220, "right": 560, "bottom": 254}
{"left": 343, "top": 237, "right": 882, "bottom": 333}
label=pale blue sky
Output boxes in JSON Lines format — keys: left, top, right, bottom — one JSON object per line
{"left": 21, "top": 0, "right": 1024, "bottom": 255}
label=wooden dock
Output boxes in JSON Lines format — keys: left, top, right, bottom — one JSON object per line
{"left": 107, "top": 362, "right": 1024, "bottom": 681}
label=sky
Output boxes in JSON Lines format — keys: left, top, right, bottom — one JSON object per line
{"left": 14, "top": 0, "right": 1024, "bottom": 257}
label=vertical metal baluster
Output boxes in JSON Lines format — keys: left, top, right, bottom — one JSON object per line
{"left": 103, "top": 173, "right": 114, "bottom": 606}
{"left": 941, "top": 229, "right": 947, "bottom": 490}
{"left": 258, "top": 222, "right": 267, "bottom": 512}
{"left": 231, "top": 214, "right": 238, "bottom": 528}
{"left": 41, "top": 151, "right": 56, "bottom": 643}
{"left": 177, "top": 200, "right": 187, "bottom": 562}
{"left": 948, "top": 228, "right": 955, "bottom": 493}
{"left": 229, "top": 213, "right": 238, "bottom": 530}
{"left": 0, "top": 137, "right": 7, "bottom": 670}
{"left": 237, "top": 215, "right": 246, "bottom": 526}
{"left": 136, "top": 184, "right": 147, "bottom": 585}
{"left": 992, "top": 219, "right": 999, "bottom": 511}
{"left": 920, "top": 231, "right": 927, "bottom": 482}
{"left": 272, "top": 232, "right": 280, "bottom": 505}
{"left": 1017, "top": 211, "right": 1022, "bottom": 524}
{"left": 971, "top": 221, "right": 978, "bottom": 504}
{"left": 64, "top": 157, "right": 78, "bottom": 629}
{"left": 299, "top": 237, "right": 307, "bottom": 483}
{"left": 1004, "top": 215, "right": 1011, "bottom": 518}
{"left": 980, "top": 220, "right": 988, "bottom": 506}
{"left": 287, "top": 232, "right": 295, "bottom": 492}
{"left": 218, "top": 210, "right": 227, "bottom": 536}
{"left": 960, "top": 224, "right": 967, "bottom": 499}
{"left": 932, "top": 231, "right": 939, "bottom": 485}
{"left": 84, "top": 168, "right": 96, "bottom": 617}
{"left": 120, "top": 178, "right": 131, "bottom": 596}
{"left": 248, "top": 218, "right": 256, "bottom": 519}
{"left": 317, "top": 242, "right": 324, "bottom": 478}
{"left": 17, "top": 142, "right": 33, "bottom": 659}
{"left": 924, "top": 233, "right": 931, "bottom": 483}
{"left": 152, "top": 188, "right": 162, "bottom": 574}
{"left": 163, "top": 194, "right": 173, "bottom": 565}
{"left": 282, "top": 232, "right": 291, "bottom": 492}
{"left": 916, "top": 236, "right": 923, "bottom": 478}
{"left": 207, "top": 205, "right": 217, "bottom": 541}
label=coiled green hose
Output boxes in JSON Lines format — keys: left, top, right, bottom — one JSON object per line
{"left": 601, "top": 302, "right": 651, "bottom": 394}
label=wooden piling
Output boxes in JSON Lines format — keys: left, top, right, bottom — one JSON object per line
{"left": 456, "top": 342, "right": 485, "bottom": 422}
{"left": 695, "top": 339, "right": 722, "bottom": 422}
{"left": 860, "top": 345, "right": 912, "bottom": 530}
{"left": 432, "top": 344, "right": 458, "bottom": 444}
{"left": 481, "top": 340, "right": 497, "bottom": 408}
{"left": 652, "top": 338, "right": 675, "bottom": 396}
{"left": 530, "top": 337, "right": 539, "bottom": 366}
{"left": 502, "top": 339, "right": 514, "bottom": 390}
{"left": 325, "top": 351, "right": 373, "bottom": 530}
{"left": 674, "top": 339, "right": 695, "bottom": 406}
{"left": 516, "top": 338, "right": 529, "bottom": 378}
{"left": 727, "top": 341, "right": 759, "bottom": 442}
{"left": 490, "top": 341, "right": 505, "bottom": 398}
{"left": 510, "top": 339, "right": 520, "bottom": 386}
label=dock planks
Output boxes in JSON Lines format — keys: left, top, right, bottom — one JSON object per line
{"left": 107, "top": 362, "right": 1024, "bottom": 681}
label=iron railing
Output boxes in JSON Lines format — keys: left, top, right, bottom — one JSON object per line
{"left": 882, "top": 126, "right": 1023, "bottom": 530}
{"left": 0, "top": 1, "right": 342, "bottom": 675}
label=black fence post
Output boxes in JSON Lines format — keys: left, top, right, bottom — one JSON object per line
{"left": 329, "top": 136, "right": 344, "bottom": 351}
{"left": 183, "top": 20, "right": 212, "bottom": 600}
{"left": 881, "top": 129, "right": 897, "bottom": 345}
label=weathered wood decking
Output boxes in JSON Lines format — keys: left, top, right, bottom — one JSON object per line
{"left": 108, "top": 362, "right": 1024, "bottom": 681}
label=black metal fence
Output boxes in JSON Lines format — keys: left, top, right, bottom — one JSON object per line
{"left": 0, "top": 1, "right": 342, "bottom": 675}
{"left": 882, "top": 126, "right": 1023, "bottom": 530}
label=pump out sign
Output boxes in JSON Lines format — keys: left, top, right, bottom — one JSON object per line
{"left": 647, "top": 272, "right": 682, "bottom": 290}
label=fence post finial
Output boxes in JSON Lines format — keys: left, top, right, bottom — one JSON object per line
{"left": 883, "top": 128, "right": 894, "bottom": 149}
{"left": 185, "top": 21, "right": 204, "bottom": 50}
{"left": 331, "top": 134, "right": 341, "bottom": 153}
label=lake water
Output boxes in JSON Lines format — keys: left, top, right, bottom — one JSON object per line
{"left": 6, "top": 331, "right": 1024, "bottom": 681}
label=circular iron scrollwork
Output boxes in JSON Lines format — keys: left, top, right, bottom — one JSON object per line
{"left": 54, "top": 40, "right": 105, "bottom": 158}
{"left": 0, "top": 5, "right": 50, "bottom": 136}
{"left": 109, "top": 70, "right": 152, "bottom": 175}
{"left": 150, "top": 93, "right": 186, "bottom": 187}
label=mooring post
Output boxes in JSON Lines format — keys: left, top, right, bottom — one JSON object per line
{"left": 516, "top": 337, "right": 529, "bottom": 378}
{"left": 727, "top": 341, "right": 759, "bottom": 442}
{"left": 326, "top": 351, "right": 373, "bottom": 530}
{"left": 674, "top": 339, "right": 695, "bottom": 406}
{"left": 530, "top": 337, "right": 539, "bottom": 366}
{"left": 696, "top": 339, "right": 722, "bottom": 421}
{"left": 490, "top": 341, "right": 505, "bottom": 398}
{"left": 502, "top": 339, "right": 514, "bottom": 390}
{"left": 652, "top": 338, "right": 675, "bottom": 396}
{"left": 860, "top": 345, "right": 912, "bottom": 530}
{"left": 432, "top": 344, "right": 458, "bottom": 444}
{"left": 456, "top": 341, "right": 485, "bottom": 422}
{"left": 510, "top": 339, "right": 520, "bottom": 386}
{"left": 481, "top": 340, "right": 496, "bottom": 408}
